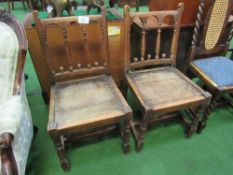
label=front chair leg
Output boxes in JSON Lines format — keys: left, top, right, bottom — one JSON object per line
{"left": 53, "top": 136, "right": 70, "bottom": 171}
{"left": 122, "top": 119, "right": 131, "bottom": 154}
{"left": 136, "top": 111, "right": 149, "bottom": 152}
{"left": 197, "top": 96, "right": 218, "bottom": 133}
{"left": 136, "top": 122, "right": 147, "bottom": 151}
{"left": 186, "top": 105, "right": 204, "bottom": 138}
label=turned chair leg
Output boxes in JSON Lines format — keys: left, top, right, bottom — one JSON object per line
{"left": 186, "top": 105, "right": 205, "bottom": 138}
{"left": 122, "top": 119, "right": 131, "bottom": 154}
{"left": 197, "top": 95, "right": 219, "bottom": 133}
{"left": 136, "top": 111, "right": 149, "bottom": 152}
{"left": 53, "top": 136, "right": 69, "bottom": 171}
{"left": 136, "top": 122, "right": 147, "bottom": 151}
{"left": 196, "top": 106, "right": 210, "bottom": 134}
{"left": 197, "top": 101, "right": 215, "bottom": 133}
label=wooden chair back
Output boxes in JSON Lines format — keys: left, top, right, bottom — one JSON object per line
{"left": 123, "top": 3, "right": 184, "bottom": 72}
{"left": 188, "top": 0, "right": 233, "bottom": 61}
{"left": 149, "top": 0, "right": 211, "bottom": 26}
{"left": 33, "top": 8, "right": 110, "bottom": 84}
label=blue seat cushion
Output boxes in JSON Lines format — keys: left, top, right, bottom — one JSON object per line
{"left": 193, "top": 56, "right": 233, "bottom": 87}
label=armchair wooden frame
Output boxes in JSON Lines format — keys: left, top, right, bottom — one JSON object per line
{"left": 123, "top": 4, "right": 211, "bottom": 151}
{"left": 33, "top": 7, "right": 132, "bottom": 171}
{"left": 0, "top": 10, "right": 28, "bottom": 175}
{"left": 186, "top": 0, "right": 233, "bottom": 130}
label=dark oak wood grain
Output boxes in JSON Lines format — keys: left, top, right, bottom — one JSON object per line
{"left": 32, "top": 8, "right": 132, "bottom": 171}
{"left": 123, "top": 4, "right": 211, "bottom": 151}
{"left": 24, "top": 13, "right": 125, "bottom": 103}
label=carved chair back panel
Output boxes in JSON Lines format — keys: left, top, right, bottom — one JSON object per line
{"left": 124, "top": 4, "right": 184, "bottom": 71}
{"left": 33, "top": 11, "right": 109, "bottom": 83}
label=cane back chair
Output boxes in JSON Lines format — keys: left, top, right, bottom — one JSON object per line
{"left": 123, "top": 4, "right": 211, "bottom": 151}
{"left": 33, "top": 8, "right": 132, "bottom": 171}
{"left": 186, "top": 0, "right": 233, "bottom": 130}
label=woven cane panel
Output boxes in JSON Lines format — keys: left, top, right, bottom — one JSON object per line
{"left": 129, "top": 67, "right": 204, "bottom": 109}
{"left": 205, "top": 0, "right": 228, "bottom": 50}
{"left": 54, "top": 76, "right": 125, "bottom": 126}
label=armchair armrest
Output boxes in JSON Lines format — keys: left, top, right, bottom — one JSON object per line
{"left": 0, "top": 95, "right": 33, "bottom": 175}
{"left": 0, "top": 133, "right": 13, "bottom": 149}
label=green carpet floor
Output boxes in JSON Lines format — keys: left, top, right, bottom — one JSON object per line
{"left": 1, "top": 1, "right": 233, "bottom": 175}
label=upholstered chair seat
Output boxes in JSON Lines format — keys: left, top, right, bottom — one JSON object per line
{"left": 193, "top": 57, "right": 233, "bottom": 88}
{"left": 186, "top": 0, "right": 233, "bottom": 132}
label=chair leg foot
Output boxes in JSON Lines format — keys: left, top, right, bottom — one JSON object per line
{"left": 60, "top": 159, "right": 70, "bottom": 171}
{"left": 54, "top": 136, "right": 70, "bottom": 171}
{"left": 196, "top": 121, "right": 206, "bottom": 134}
{"left": 136, "top": 139, "right": 143, "bottom": 152}
{"left": 136, "top": 123, "right": 147, "bottom": 152}
{"left": 186, "top": 125, "right": 197, "bottom": 138}
{"left": 122, "top": 143, "right": 130, "bottom": 154}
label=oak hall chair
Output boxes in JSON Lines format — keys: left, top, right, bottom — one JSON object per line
{"left": 0, "top": 10, "right": 33, "bottom": 175}
{"left": 186, "top": 0, "right": 233, "bottom": 130}
{"left": 33, "top": 8, "right": 132, "bottom": 171}
{"left": 123, "top": 4, "right": 211, "bottom": 151}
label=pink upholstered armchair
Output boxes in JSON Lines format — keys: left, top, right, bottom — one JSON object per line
{"left": 0, "top": 10, "right": 33, "bottom": 175}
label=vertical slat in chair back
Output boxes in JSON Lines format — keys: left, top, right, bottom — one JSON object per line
{"left": 33, "top": 8, "right": 109, "bottom": 83}
{"left": 124, "top": 3, "right": 184, "bottom": 72}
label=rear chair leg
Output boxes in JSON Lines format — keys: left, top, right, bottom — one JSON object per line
{"left": 136, "top": 122, "right": 147, "bottom": 151}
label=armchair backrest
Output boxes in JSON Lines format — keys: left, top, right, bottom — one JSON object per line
{"left": 0, "top": 10, "right": 27, "bottom": 99}
{"left": 33, "top": 8, "right": 110, "bottom": 84}
{"left": 0, "top": 10, "right": 29, "bottom": 175}
{"left": 123, "top": 3, "right": 184, "bottom": 72}
{"left": 188, "top": 0, "right": 233, "bottom": 61}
